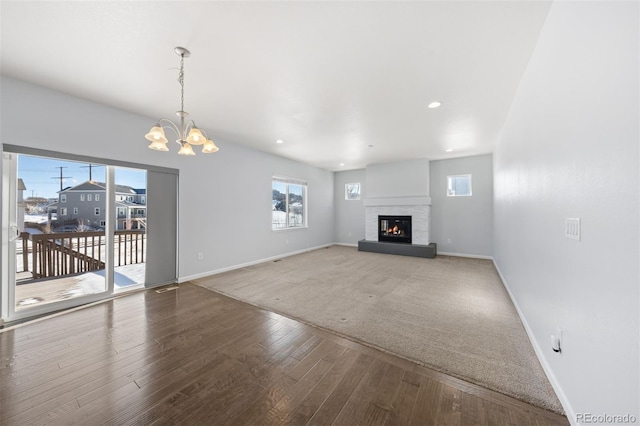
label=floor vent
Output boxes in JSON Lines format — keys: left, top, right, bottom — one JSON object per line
{"left": 156, "top": 286, "right": 179, "bottom": 294}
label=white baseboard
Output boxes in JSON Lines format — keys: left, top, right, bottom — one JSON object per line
{"left": 178, "top": 243, "right": 334, "bottom": 283}
{"left": 438, "top": 251, "right": 493, "bottom": 260}
{"left": 333, "top": 242, "right": 358, "bottom": 247}
{"left": 492, "top": 259, "right": 575, "bottom": 424}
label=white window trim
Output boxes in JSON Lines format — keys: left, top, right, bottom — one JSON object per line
{"left": 73, "top": 207, "right": 78, "bottom": 215}
{"left": 447, "top": 174, "right": 472, "bottom": 197}
{"left": 345, "top": 183, "right": 361, "bottom": 200}
{"left": 94, "top": 207, "right": 100, "bottom": 216}
{"left": 272, "top": 176, "right": 308, "bottom": 230}
{"left": 60, "top": 194, "right": 66, "bottom": 203}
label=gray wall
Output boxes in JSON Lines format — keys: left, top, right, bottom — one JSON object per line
{"left": 430, "top": 154, "right": 493, "bottom": 257}
{"left": 333, "top": 169, "right": 366, "bottom": 245}
{"left": 0, "top": 77, "right": 335, "bottom": 283}
{"left": 365, "top": 158, "right": 429, "bottom": 198}
{"left": 493, "top": 1, "right": 638, "bottom": 420}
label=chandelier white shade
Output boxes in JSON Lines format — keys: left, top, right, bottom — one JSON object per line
{"left": 145, "top": 47, "right": 219, "bottom": 156}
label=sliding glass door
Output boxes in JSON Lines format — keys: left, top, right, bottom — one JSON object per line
{"left": 2, "top": 153, "right": 112, "bottom": 321}
{"left": 1, "top": 146, "right": 175, "bottom": 324}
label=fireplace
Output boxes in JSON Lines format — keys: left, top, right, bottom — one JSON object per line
{"left": 378, "top": 215, "right": 412, "bottom": 244}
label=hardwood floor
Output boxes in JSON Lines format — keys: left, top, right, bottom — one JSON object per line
{"left": 0, "top": 283, "right": 569, "bottom": 425}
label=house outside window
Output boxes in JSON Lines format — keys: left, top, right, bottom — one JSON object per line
{"left": 272, "top": 177, "right": 307, "bottom": 230}
{"left": 345, "top": 183, "right": 361, "bottom": 200}
{"left": 447, "top": 174, "right": 472, "bottom": 197}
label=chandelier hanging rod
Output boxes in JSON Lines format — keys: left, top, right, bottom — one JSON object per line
{"left": 145, "top": 46, "right": 219, "bottom": 156}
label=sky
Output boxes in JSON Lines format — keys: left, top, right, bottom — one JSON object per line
{"left": 18, "top": 155, "right": 146, "bottom": 199}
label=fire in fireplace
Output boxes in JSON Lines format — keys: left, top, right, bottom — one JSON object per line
{"left": 378, "top": 215, "right": 412, "bottom": 244}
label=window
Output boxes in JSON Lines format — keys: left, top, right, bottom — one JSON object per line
{"left": 60, "top": 194, "right": 66, "bottom": 203}
{"left": 80, "top": 194, "right": 85, "bottom": 201}
{"left": 447, "top": 174, "right": 472, "bottom": 197}
{"left": 73, "top": 207, "right": 78, "bottom": 215}
{"left": 345, "top": 183, "right": 361, "bottom": 200}
{"left": 100, "top": 220, "right": 106, "bottom": 227}
{"left": 60, "top": 207, "right": 67, "bottom": 216}
{"left": 94, "top": 207, "right": 100, "bottom": 216}
{"left": 87, "top": 194, "right": 92, "bottom": 201}
{"left": 95, "top": 194, "right": 100, "bottom": 201}
{"left": 272, "top": 177, "right": 307, "bottom": 230}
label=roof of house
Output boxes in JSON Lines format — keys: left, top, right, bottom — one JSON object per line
{"left": 59, "top": 180, "right": 140, "bottom": 195}
{"left": 18, "top": 178, "right": 26, "bottom": 190}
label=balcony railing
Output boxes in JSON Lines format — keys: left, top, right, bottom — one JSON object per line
{"left": 19, "top": 230, "right": 145, "bottom": 280}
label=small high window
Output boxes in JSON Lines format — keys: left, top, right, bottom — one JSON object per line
{"left": 94, "top": 207, "right": 100, "bottom": 216}
{"left": 60, "top": 194, "right": 67, "bottom": 203}
{"left": 447, "top": 174, "right": 472, "bottom": 197}
{"left": 345, "top": 183, "right": 361, "bottom": 200}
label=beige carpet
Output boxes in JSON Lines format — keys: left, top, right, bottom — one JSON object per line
{"left": 193, "top": 245, "right": 562, "bottom": 414}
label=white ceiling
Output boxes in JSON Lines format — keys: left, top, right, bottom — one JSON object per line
{"left": 1, "top": 1, "right": 551, "bottom": 171}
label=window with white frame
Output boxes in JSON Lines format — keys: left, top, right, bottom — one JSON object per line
{"left": 73, "top": 207, "right": 78, "bottom": 215}
{"left": 87, "top": 194, "right": 92, "bottom": 201}
{"left": 60, "top": 194, "right": 66, "bottom": 203}
{"left": 80, "top": 194, "right": 85, "bottom": 201}
{"left": 60, "top": 207, "right": 67, "bottom": 216}
{"left": 95, "top": 194, "right": 100, "bottom": 201}
{"left": 272, "top": 177, "right": 307, "bottom": 230}
{"left": 94, "top": 207, "right": 100, "bottom": 215}
{"left": 345, "top": 183, "right": 361, "bottom": 200}
{"left": 447, "top": 174, "right": 472, "bottom": 197}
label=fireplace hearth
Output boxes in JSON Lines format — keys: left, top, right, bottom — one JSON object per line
{"left": 378, "top": 215, "right": 411, "bottom": 244}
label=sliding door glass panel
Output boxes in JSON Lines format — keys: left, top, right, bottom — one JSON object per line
{"left": 14, "top": 154, "right": 108, "bottom": 311}
{"left": 113, "top": 167, "right": 147, "bottom": 293}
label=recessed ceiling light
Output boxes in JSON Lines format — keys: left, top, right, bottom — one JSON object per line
{"left": 428, "top": 101, "right": 442, "bottom": 109}
{"left": 339, "top": 163, "right": 345, "bottom": 166}
{"left": 276, "top": 139, "right": 284, "bottom": 144}
{"left": 445, "top": 148, "right": 454, "bottom": 152}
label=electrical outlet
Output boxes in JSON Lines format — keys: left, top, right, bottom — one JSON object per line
{"left": 197, "top": 252, "right": 203, "bottom": 261}
{"left": 565, "top": 218, "right": 581, "bottom": 241}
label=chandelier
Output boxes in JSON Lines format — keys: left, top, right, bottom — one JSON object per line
{"left": 145, "top": 47, "right": 219, "bottom": 156}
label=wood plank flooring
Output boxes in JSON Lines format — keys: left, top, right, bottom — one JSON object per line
{"left": 0, "top": 283, "right": 569, "bottom": 425}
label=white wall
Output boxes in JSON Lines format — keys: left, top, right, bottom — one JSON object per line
{"left": 333, "top": 169, "right": 366, "bottom": 245}
{"left": 493, "top": 2, "right": 639, "bottom": 422}
{"left": 430, "top": 154, "right": 493, "bottom": 257}
{"left": 0, "top": 77, "right": 335, "bottom": 283}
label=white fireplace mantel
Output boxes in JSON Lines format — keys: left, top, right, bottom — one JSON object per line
{"left": 363, "top": 196, "right": 431, "bottom": 207}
